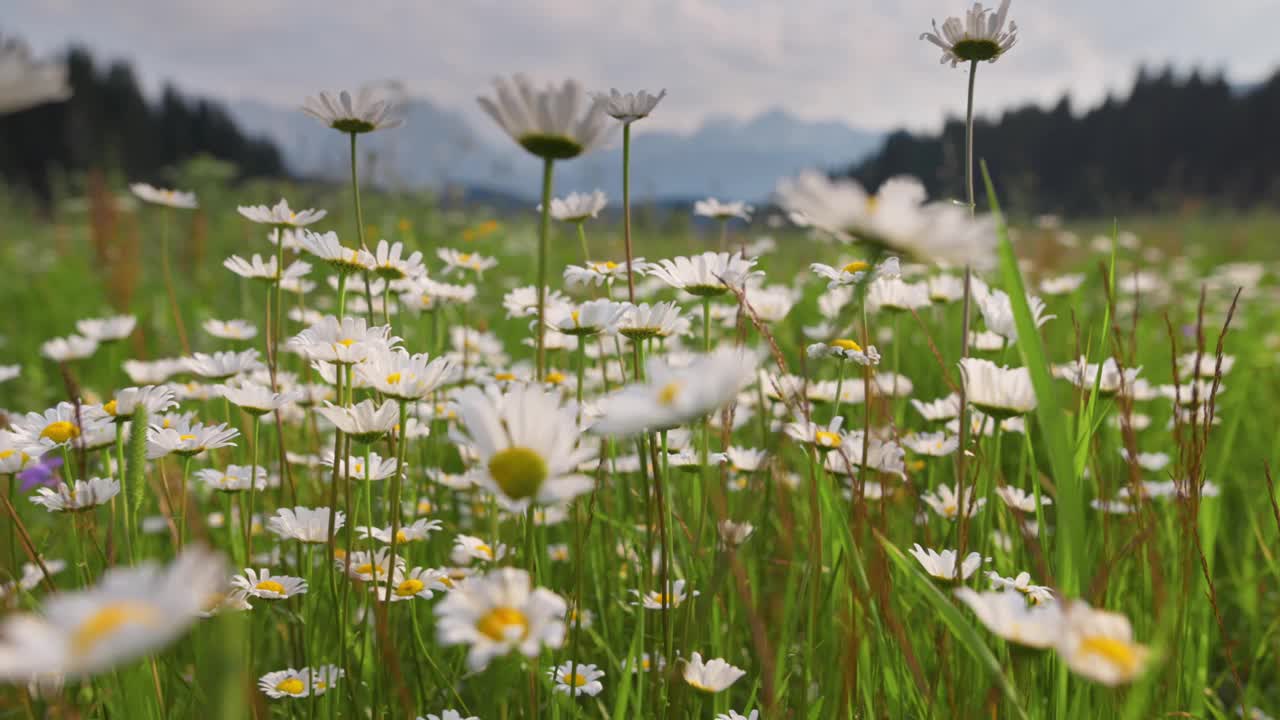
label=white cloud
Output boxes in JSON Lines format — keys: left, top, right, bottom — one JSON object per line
{"left": 9, "top": 0, "right": 1279, "bottom": 134}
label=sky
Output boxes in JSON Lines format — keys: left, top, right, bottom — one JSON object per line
{"left": 8, "top": 0, "right": 1279, "bottom": 135}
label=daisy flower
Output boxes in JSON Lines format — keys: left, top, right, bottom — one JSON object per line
{"left": 694, "top": 198, "right": 752, "bottom": 222}
{"left": 203, "top": 319, "right": 257, "bottom": 341}
{"left": 1040, "top": 273, "right": 1085, "bottom": 296}
{"left": 615, "top": 301, "right": 683, "bottom": 341}
{"left": 377, "top": 567, "right": 452, "bottom": 602}
{"left": 806, "top": 338, "right": 881, "bottom": 366}
{"left": 928, "top": 273, "right": 967, "bottom": 302}
{"left": 564, "top": 258, "right": 645, "bottom": 287}
{"left": 994, "top": 485, "right": 1050, "bottom": 513}
{"left": 258, "top": 668, "right": 310, "bottom": 699}
{"left": 290, "top": 315, "right": 397, "bottom": 365}
{"left": 418, "top": 712, "right": 478, "bottom": 720}
{"left": 718, "top": 519, "right": 755, "bottom": 547}
{"left": 30, "top": 477, "right": 120, "bottom": 512}
{"left": 438, "top": 248, "right": 498, "bottom": 276}
{"left": 130, "top": 183, "right": 197, "bottom": 209}
{"left": 435, "top": 567, "right": 567, "bottom": 671}
{"left": 76, "top": 315, "right": 135, "bottom": 343}
{"left": 682, "top": 652, "right": 746, "bottom": 693}
{"left": 40, "top": 334, "right": 98, "bottom": 362}
{"left": 368, "top": 239, "right": 425, "bottom": 280}
{"left": 218, "top": 380, "right": 300, "bottom": 416}
{"left": 910, "top": 393, "right": 961, "bottom": 422}
{"left": 504, "top": 285, "right": 570, "bottom": 320}
{"left": 547, "top": 299, "right": 628, "bottom": 337}
{"left": 973, "top": 283, "right": 1054, "bottom": 343}
{"left": 302, "top": 88, "right": 402, "bottom": 134}
{"left": 232, "top": 568, "right": 308, "bottom": 600}
{"left": 185, "top": 349, "right": 265, "bottom": 380}
{"left": 146, "top": 422, "right": 238, "bottom": 459}
{"left": 549, "top": 661, "right": 604, "bottom": 696}
{"left": 450, "top": 384, "right": 595, "bottom": 508}
{"left": 717, "top": 712, "right": 760, "bottom": 720}
{"left": 342, "top": 548, "right": 406, "bottom": 583}
{"left": 643, "top": 251, "right": 759, "bottom": 297}
{"left": 297, "top": 230, "right": 370, "bottom": 273}
{"left": 902, "top": 431, "right": 959, "bottom": 457}
{"left": 594, "top": 88, "right": 666, "bottom": 123}
{"left": 986, "top": 570, "right": 1054, "bottom": 605}
{"left": 926, "top": 481, "right": 983, "bottom": 520}
{"left": 542, "top": 190, "right": 607, "bottom": 222}
{"left": 357, "top": 346, "right": 456, "bottom": 400}
{"left": 1056, "top": 356, "right": 1141, "bottom": 395}
{"left": 0, "top": 364, "right": 18, "bottom": 383}
{"left": 11, "top": 402, "right": 112, "bottom": 452}
{"left": 909, "top": 544, "right": 984, "bottom": 581}
{"left": 357, "top": 518, "right": 443, "bottom": 545}
{"left": 633, "top": 579, "right": 698, "bottom": 610}
{"left": 322, "top": 450, "right": 399, "bottom": 481}
{"left": 1056, "top": 601, "right": 1150, "bottom": 686}
{"left": 267, "top": 507, "right": 344, "bottom": 544}
{"left": 477, "top": 74, "right": 610, "bottom": 160}
{"left": 784, "top": 416, "right": 847, "bottom": 451}
{"left": 809, "top": 255, "right": 901, "bottom": 289}
{"left": 622, "top": 653, "right": 667, "bottom": 673}
{"left": 451, "top": 535, "right": 509, "bottom": 565}
{"left": 959, "top": 358, "right": 1037, "bottom": 417}
{"left": 196, "top": 465, "right": 268, "bottom": 493}
{"left": 224, "top": 254, "right": 285, "bottom": 282}
{"left": 237, "top": 198, "right": 327, "bottom": 227}
{"left": 954, "top": 588, "right": 1061, "bottom": 649}
{"left": 307, "top": 664, "right": 345, "bottom": 696}
{"left": 592, "top": 347, "right": 757, "bottom": 436}
{"left": 867, "top": 277, "right": 931, "bottom": 313}
{"left": 0, "top": 546, "right": 223, "bottom": 679}
{"left": 921, "top": 0, "right": 1018, "bottom": 67}
{"left": 315, "top": 399, "right": 399, "bottom": 444}
{"left": 0, "top": 434, "right": 38, "bottom": 474}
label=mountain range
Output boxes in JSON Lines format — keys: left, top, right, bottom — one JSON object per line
{"left": 229, "top": 97, "right": 881, "bottom": 204}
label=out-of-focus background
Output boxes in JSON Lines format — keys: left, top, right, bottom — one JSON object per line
{"left": 4, "top": 0, "right": 1280, "bottom": 216}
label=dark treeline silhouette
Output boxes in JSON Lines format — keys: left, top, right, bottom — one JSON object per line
{"left": 0, "top": 46, "right": 283, "bottom": 206}
{"left": 849, "top": 66, "right": 1280, "bottom": 216}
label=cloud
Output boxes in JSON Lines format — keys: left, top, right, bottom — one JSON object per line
{"left": 8, "top": 0, "right": 1279, "bottom": 134}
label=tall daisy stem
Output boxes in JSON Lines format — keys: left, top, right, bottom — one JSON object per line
{"left": 621, "top": 122, "right": 637, "bottom": 303}
{"left": 383, "top": 400, "right": 409, "bottom": 605}
{"left": 350, "top": 133, "right": 367, "bottom": 249}
{"left": 159, "top": 208, "right": 190, "bottom": 354}
{"left": 965, "top": 59, "right": 978, "bottom": 216}
{"left": 245, "top": 415, "right": 261, "bottom": 559}
{"left": 535, "top": 157, "right": 556, "bottom": 381}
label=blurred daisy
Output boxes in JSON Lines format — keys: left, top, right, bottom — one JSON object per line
{"left": 549, "top": 661, "right": 604, "bottom": 696}
{"left": 302, "top": 88, "right": 402, "bottom": 134}
{"left": 357, "top": 518, "right": 443, "bottom": 544}
{"left": 564, "top": 258, "right": 644, "bottom": 287}
{"left": 717, "top": 712, "right": 760, "bottom": 720}
{"left": 435, "top": 567, "right": 567, "bottom": 671}
{"left": 219, "top": 380, "right": 300, "bottom": 416}
{"left": 267, "top": 507, "right": 344, "bottom": 544}
{"left": 694, "top": 198, "right": 752, "bottom": 222}
{"left": 1040, "top": 273, "right": 1085, "bottom": 296}
{"left": 477, "top": 75, "right": 610, "bottom": 160}
{"left": 438, "top": 248, "right": 497, "bottom": 276}
{"left": 377, "top": 567, "right": 452, "bottom": 601}
{"left": 954, "top": 587, "right": 1061, "bottom": 648}
{"left": 995, "top": 485, "right": 1050, "bottom": 512}
{"left": 186, "top": 349, "right": 265, "bottom": 380}
{"left": 616, "top": 301, "right": 683, "bottom": 341}
{"left": 921, "top": 0, "right": 1018, "bottom": 67}
{"left": 76, "top": 316, "right": 135, "bottom": 343}
{"left": 419, "top": 712, "right": 478, "bottom": 720}
{"left": 11, "top": 402, "right": 111, "bottom": 452}
{"left": 986, "top": 571, "right": 1054, "bottom": 605}
{"left": 130, "top": 183, "right": 197, "bottom": 209}
{"left": 810, "top": 255, "right": 900, "bottom": 289}
{"left": 806, "top": 338, "right": 880, "bottom": 366}
{"left": 0, "top": 364, "right": 18, "bottom": 383}
{"left": 232, "top": 569, "right": 307, "bottom": 600}
{"left": 196, "top": 465, "right": 268, "bottom": 493}
{"left": 867, "top": 277, "right": 931, "bottom": 313}
{"left": 633, "top": 579, "right": 698, "bottom": 610}
{"left": 203, "top": 319, "right": 257, "bottom": 341}
{"left": 911, "top": 393, "right": 961, "bottom": 422}
{"left": 0, "top": 546, "right": 223, "bottom": 679}
{"left": 237, "top": 198, "right": 326, "bottom": 227}
{"left": 342, "top": 548, "right": 406, "bottom": 583}
{"left": 450, "top": 384, "right": 595, "bottom": 508}
{"left": 903, "top": 431, "right": 959, "bottom": 457}
{"left": 543, "top": 190, "right": 607, "bottom": 222}
{"left": 368, "top": 239, "right": 425, "bottom": 280}
{"left": 31, "top": 477, "right": 119, "bottom": 512}
{"left": 683, "top": 652, "right": 746, "bottom": 693}
{"left": 594, "top": 88, "right": 666, "bottom": 123}
{"left": 451, "top": 535, "right": 509, "bottom": 565}
{"left": 146, "top": 422, "right": 238, "bottom": 459}
{"left": 593, "top": 347, "right": 757, "bottom": 436}
{"left": 1056, "top": 601, "right": 1150, "bottom": 686}
{"left": 973, "top": 284, "right": 1054, "bottom": 343}
{"left": 40, "top": 335, "right": 98, "bottom": 362}
{"left": 1055, "top": 356, "right": 1141, "bottom": 395}
{"left": 547, "top": 299, "right": 627, "bottom": 337}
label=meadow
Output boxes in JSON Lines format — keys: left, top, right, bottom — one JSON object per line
{"left": 3, "top": 4, "right": 1280, "bottom": 719}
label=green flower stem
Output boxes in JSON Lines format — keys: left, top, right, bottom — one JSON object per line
{"left": 114, "top": 423, "right": 133, "bottom": 563}
{"left": 577, "top": 222, "right": 591, "bottom": 264}
{"left": 832, "top": 358, "right": 848, "bottom": 421}
{"left": 350, "top": 132, "right": 367, "bottom": 248}
{"left": 159, "top": 207, "right": 190, "bottom": 354}
{"left": 383, "top": 400, "right": 409, "bottom": 605}
{"left": 178, "top": 456, "right": 192, "bottom": 547}
{"left": 536, "top": 157, "right": 556, "bottom": 380}
{"left": 575, "top": 337, "right": 587, "bottom": 415}
{"left": 244, "top": 415, "right": 260, "bottom": 559}
{"left": 622, "top": 122, "right": 637, "bottom": 303}
{"left": 337, "top": 271, "right": 350, "bottom": 320}
{"left": 965, "top": 60, "right": 978, "bottom": 216}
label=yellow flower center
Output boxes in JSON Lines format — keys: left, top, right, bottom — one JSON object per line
{"left": 1079, "top": 636, "right": 1143, "bottom": 674}
{"left": 255, "top": 580, "right": 287, "bottom": 595}
{"left": 487, "top": 446, "right": 548, "bottom": 500}
{"left": 568, "top": 673, "right": 589, "bottom": 687}
{"left": 385, "top": 372, "right": 402, "bottom": 385}
{"left": 41, "top": 421, "right": 80, "bottom": 444}
{"left": 439, "top": 575, "right": 456, "bottom": 588}
{"left": 103, "top": 400, "right": 118, "bottom": 416}
{"left": 179, "top": 434, "right": 195, "bottom": 441}
{"left": 494, "top": 372, "right": 515, "bottom": 382}
{"left": 640, "top": 658, "right": 651, "bottom": 670}
{"left": 943, "top": 504, "right": 957, "bottom": 518}
{"left": 72, "top": 602, "right": 159, "bottom": 656}
{"left": 815, "top": 430, "right": 842, "bottom": 447}
{"left": 417, "top": 500, "right": 433, "bottom": 514}
{"left": 570, "top": 310, "right": 581, "bottom": 325}
{"left": 275, "top": 678, "right": 305, "bottom": 695}
{"left": 458, "top": 253, "right": 472, "bottom": 263}
{"left": 477, "top": 544, "right": 495, "bottom": 560}
{"left": 476, "top": 606, "right": 529, "bottom": 642}
{"left": 593, "top": 261, "right": 619, "bottom": 272}
{"left": 657, "top": 382, "right": 682, "bottom": 406}
{"left": 866, "top": 195, "right": 880, "bottom": 214}
{"left": 841, "top": 260, "right": 870, "bottom": 274}
{"left": 396, "top": 578, "right": 425, "bottom": 597}
{"left": 395, "top": 530, "right": 409, "bottom": 543}
{"left": 831, "top": 338, "right": 862, "bottom": 352}
{"left": 545, "top": 371, "right": 567, "bottom": 385}
{"left": 337, "top": 338, "right": 355, "bottom": 347}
